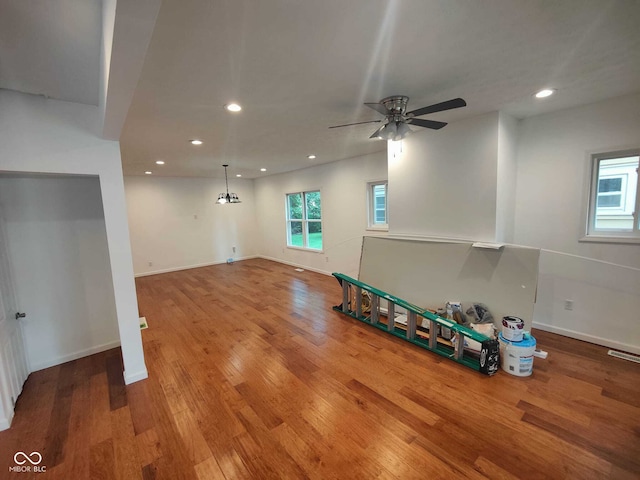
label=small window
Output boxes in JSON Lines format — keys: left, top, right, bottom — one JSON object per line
{"left": 286, "top": 191, "right": 322, "bottom": 250}
{"left": 585, "top": 150, "right": 639, "bottom": 241}
{"left": 597, "top": 176, "right": 624, "bottom": 207}
{"left": 367, "top": 181, "right": 388, "bottom": 229}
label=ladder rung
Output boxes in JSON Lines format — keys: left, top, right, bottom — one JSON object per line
{"left": 407, "top": 311, "right": 417, "bottom": 340}
{"left": 429, "top": 319, "right": 438, "bottom": 349}
{"left": 387, "top": 303, "right": 395, "bottom": 332}
{"left": 342, "top": 280, "right": 349, "bottom": 314}
{"left": 371, "top": 294, "right": 379, "bottom": 324}
{"left": 454, "top": 333, "right": 464, "bottom": 360}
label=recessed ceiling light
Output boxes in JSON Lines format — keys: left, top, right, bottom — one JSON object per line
{"left": 155, "top": 160, "right": 165, "bottom": 165}
{"left": 308, "top": 154, "right": 316, "bottom": 159}
{"left": 260, "top": 168, "right": 267, "bottom": 172}
{"left": 225, "top": 103, "right": 242, "bottom": 112}
{"left": 236, "top": 174, "right": 242, "bottom": 177}
{"left": 534, "top": 89, "right": 555, "bottom": 99}
{"left": 144, "top": 171, "right": 152, "bottom": 175}
{"left": 190, "top": 139, "right": 203, "bottom": 145}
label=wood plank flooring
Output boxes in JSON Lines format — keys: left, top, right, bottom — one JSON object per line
{"left": 1, "top": 258, "right": 639, "bottom": 479}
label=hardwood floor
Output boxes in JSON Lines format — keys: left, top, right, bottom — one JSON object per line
{"left": 1, "top": 258, "right": 639, "bottom": 479}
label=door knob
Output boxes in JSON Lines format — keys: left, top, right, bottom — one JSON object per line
{"left": 15, "top": 312, "right": 26, "bottom": 320}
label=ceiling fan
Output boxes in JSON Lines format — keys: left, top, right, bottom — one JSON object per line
{"left": 329, "top": 96, "right": 466, "bottom": 141}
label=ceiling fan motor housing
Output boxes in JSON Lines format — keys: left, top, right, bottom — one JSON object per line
{"left": 381, "top": 96, "right": 409, "bottom": 115}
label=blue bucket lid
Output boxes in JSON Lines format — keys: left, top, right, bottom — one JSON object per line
{"left": 499, "top": 331, "right": 536, "bottom": 347}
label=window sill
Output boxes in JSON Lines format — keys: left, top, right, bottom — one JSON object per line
{"left": 366, "top": 226, "right": 389, "bottom": 232}
{"left": 286, "top": 245, "right": 325, "bottom": 254}
{"left": 580, "top": 235, "right": 640, "bottom": 245}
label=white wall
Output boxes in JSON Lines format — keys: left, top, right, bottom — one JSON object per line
{"left": 388, "top": 112, "right": 499, "bottom": 242}
{"left": 254, "top": 152, "right": 388, "bottom": 278}
{"left": 514, "top": 92, "right": 640, "bottom": 268}
{"left": 533, "top": 250, "right": 640, "bottom": 355}
{"left": 514, "top": 93, "right": 640, "bottom": 352}
{"left": 0, "top": 90, "right": 147, "bottom": 384}
{"left": 496, "top": 112, "right": 519, "bottom": 243}
{"left": 0, "top": 175, "right": 120, "bottom": 371}
{"left": 124, "top": 175, "right": 258, "bottom": 275}
{"left": 385, "top": 96, "right": 640, "bottom": 353}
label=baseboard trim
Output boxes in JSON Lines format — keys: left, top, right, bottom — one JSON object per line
{"left": 257, "top": 255, "right": 333, "bottom": 277}
{"left": 124, "top": 368, "right": 149, "bottom": 385}
{"left": 532, "top": 322, "right": 640, "bottom": 355}
{"left": 134, "top": 256, "right": 258, "bottom": 277}
{"left": 29, "top": 340, "right": 122, "bottom": 372}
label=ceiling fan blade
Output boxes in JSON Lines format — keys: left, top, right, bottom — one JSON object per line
{"left": 407, "top": 118, "right": 447, "bottom": 130}
{"left": 369, "top": 124, "right": 387, "bottom": 139}
{"left": 406, "top": 98, "right": 466, "bottom": 117}
{"left": 329, "top": 120, "right": 382, "bottom": 129}
{"left": 364, "top": 102, "right": 390, "bottom": 116}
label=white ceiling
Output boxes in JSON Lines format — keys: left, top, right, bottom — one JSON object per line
{"left": 0, "top": 0, "right": 101, "bottom": 106}
{"left": 3, "top": 0, "right": 640, "bottom": 179}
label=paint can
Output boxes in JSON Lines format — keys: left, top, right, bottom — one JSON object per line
{"left": 498, "top": 332, "right": 536, "bottom": 376}
{"left": 501, "top": 316, "right": 525, "bottom": 341}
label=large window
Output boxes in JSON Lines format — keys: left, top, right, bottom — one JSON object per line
{"left": 585, "top": 150, "right": 639, "bottom": 241}
{"left": 286, "top": 191, "right": 322, "bottom": 250}
{"left": 367, "top": 181, "right": 388, "bottom": 229}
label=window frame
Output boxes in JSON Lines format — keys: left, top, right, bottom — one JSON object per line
{"left": 285, "top": 190, "right": 323, "bottom": 252}
{"left": 583, "top": 148, "right": 640, "bottom": 244}
{"left": 367, "top": 180, "right": 389, "bottom": 231}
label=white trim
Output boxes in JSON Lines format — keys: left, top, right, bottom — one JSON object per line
{"left": 387, "top": 232, "right": 477, "bottom": 243}
{"left": 134, "top": 255, "right": 258, "bottom": 277}
{"left": 532, "top": 321, "right": 640, "bottom": 355}
{"left": 29, "top": 340, "right": 122, "bottom": 373}
{"left": 579, "top": 235, "right": 640, "bottom": 245}
{"left": 285, "top": 246, "right": 324, "bottom": 254}
{"left": 124, "top": 368, "right": 149, "bottom": 385}
{"left": 257, "top": 255, "right": 333, "bottom": 277}
{"left": 539, "top": 248, "right": 640, "bottom": 272}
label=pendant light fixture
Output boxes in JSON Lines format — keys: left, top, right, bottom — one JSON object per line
{"left": 216, "top": 164, "right": 241, "bottom": 204}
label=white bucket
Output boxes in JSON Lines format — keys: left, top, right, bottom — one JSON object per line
{"left": 501, "top": 316, "right": 525, "bottom": 342}
{"left": 498, "top": 332, "right": 536, "bottom": 376}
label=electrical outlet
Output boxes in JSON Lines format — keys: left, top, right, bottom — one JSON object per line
{"left": 564, "top": 299, "right": 573, "bottom": 311}
{"left": 325, "top": 256, "right": 329, "bottom": 262}
{"left": 148, "top": 261, "right": 153, "bottom": 267}
{"left": 232, "top": 246, "right": 236, "bottom": 253}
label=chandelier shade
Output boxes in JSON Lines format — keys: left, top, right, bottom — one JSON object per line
{"left": 215, "top": 165, "right": 241, "bottom": 204}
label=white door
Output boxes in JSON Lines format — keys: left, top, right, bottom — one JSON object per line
{"left": 0, "top": 211, "right": 29, "bottom": 431}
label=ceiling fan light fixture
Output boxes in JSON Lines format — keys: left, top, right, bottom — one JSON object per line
{"left": 395, "top": 121, "right": 411, "bottom": 140}
{"left": 379, "top": 121, "right": 397, "bottom": 140}
{"left": 215, "top": 164, "right": 242, "bottom": 205}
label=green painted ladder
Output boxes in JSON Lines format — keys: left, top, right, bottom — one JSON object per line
{"left": 332, "top": 273, "right": 499, "bottom": 375}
